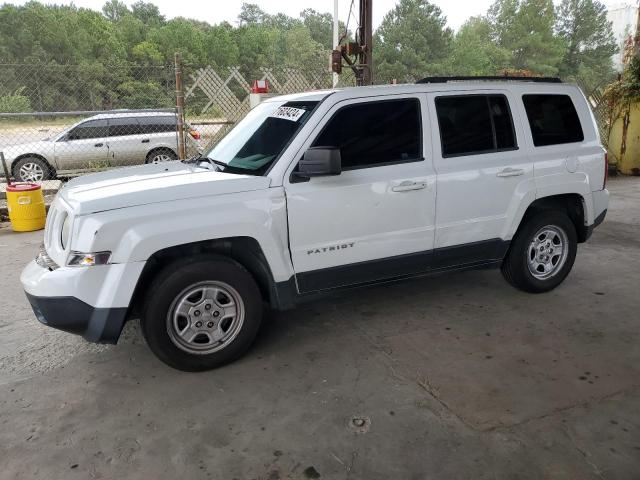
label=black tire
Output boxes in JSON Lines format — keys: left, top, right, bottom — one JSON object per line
{"left": 141, "top": 256, "right": 263, "bottom": 371}
{"left": 13, "top": 156, "right": 54, "bottom": 182}
{"left": 501, "top": 210, "right": 577, "bottom": 293}
{"left": 145, "top": 148, "right": 177, "bottom": 164}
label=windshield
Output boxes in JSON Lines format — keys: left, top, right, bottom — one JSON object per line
{"left": 206, "top": 100, "right": 318, "bottom": 175}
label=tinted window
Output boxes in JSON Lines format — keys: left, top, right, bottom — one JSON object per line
{"left": 436, "top": 95, "right": 516, "bottom": 157}
{"left": 522, "top": 94, "right": 584, "bottom": 146}
{"left": 490, "top": 96, "right": 516, "bottom": 150}
{"left": 312, "top": 99, "right": 421, "bottom": 169}
{"left": 140, "top": 115, "right": 177, "bottom": 134}
{"left": 67, "top": 119, "right": 108, "bottom": 140}
{"left": 108, "top": 117, "right": 142, "bottom": 137}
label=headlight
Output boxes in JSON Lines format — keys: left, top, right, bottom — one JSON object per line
{"left": 67, "top": 251, "right": 111, "bottom": 267}
{"left": 60, "top": 214, "right": 71, "bottom": 250}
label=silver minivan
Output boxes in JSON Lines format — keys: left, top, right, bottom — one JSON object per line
{"left": 5, "top": 112, "right": 201, "bottom": 182}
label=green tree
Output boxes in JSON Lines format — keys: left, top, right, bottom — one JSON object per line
{"left": 556, "top": 0, "right": 617, "bottom": 89}
{"left": 204, "top": 23, "right": 240, "bottom": 68}
{"left": 449, "top": 17, "right": 510, "bottom": 75}
{"left": 374, "top": 0, "right": 453, "bottom": 82}
{"left": 147, "top": 18, "right": 207, "bottom": 65}
{"left": 238, "top": 3, "right": 266, "bottom": 26}
{"left": 487, "top": 0, "right": 565, "bottom": 75}
{"left": 131, "top": 1, "right": 165, "bottom": 27}
{"left": 101, "top": 0, "right": 129, "bottom": 22}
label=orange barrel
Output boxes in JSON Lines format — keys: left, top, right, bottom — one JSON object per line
{"left": 6, "top": 183, "right": 46, "bottom": 232}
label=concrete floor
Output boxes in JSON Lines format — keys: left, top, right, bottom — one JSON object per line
{"left": 0, "top": 177, "right": 639, "bottom": 480}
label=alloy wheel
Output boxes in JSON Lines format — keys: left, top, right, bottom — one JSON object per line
{"left": 527, "top": 225, "right": 569, "bottom": 280}
{"left": 166, "top": 281, "right": 245, "bottom": 355}
{"left": 18, "top": 162, "right": 44, "bottom": 182}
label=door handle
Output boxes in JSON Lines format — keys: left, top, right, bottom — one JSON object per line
{"left": 496, "top": 167, "right": 525, "bottom": 178}
{"left": 94, "top": 143, "right": 103, "bottom": 147}
{"left": 141, "top": 139, "right": 150, "bottom": 143}
{"left": 392, "top": 180, "right": 428, "bottom": 192}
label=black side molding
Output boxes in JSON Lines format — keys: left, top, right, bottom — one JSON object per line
{"left": 295, "top": 239, "right": 510, "bottom": 294}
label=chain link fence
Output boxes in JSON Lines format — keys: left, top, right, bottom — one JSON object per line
{"left": 1, "top": 61, "right": 610, "bottom": 200}
{"left": 0, "top": 61, "right": 347, "bottom": 197}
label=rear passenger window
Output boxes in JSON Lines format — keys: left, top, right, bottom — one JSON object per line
{"left": 108, "top": 118, "right": 142, "bottom": 137}
{"left": 435, "top": 95, "right": 517, "bottom": 157}
{"left": 522, "top": 94, "right": 583, "bottom": 146}
{"left": 140, "top": 116, "right": 177, "bottom": 134}
{"left": 312, "top": 98, "right": 422, "bottom": 170}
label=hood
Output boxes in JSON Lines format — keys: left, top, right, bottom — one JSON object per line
{"left": 60, "top": 161, "right": 271, "bottom": 215}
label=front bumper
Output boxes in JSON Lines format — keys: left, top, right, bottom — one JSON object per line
{"left": 25, "top": 292, "right": 127, "bottom": 344}
{"left": 21, "top": 256, "right": 145, "bottom": 344}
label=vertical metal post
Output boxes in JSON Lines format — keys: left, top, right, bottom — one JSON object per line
{"left": 174, "top": 53, "right": 186, "bottom": 160}
{"left": 361, "top": 0, "right": 373, "bottom": 85}
{"left": 1, "top": 152, "right": 11, "bottom": 186}
{"left": 356, "top": 0, "right": 373, "bottom": 86}
{"left": 333, "top": 0, "right": 340, "bottom": 88}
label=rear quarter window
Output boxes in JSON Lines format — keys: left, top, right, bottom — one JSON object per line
{"left": 522, "top": 94, "right": 584, "bottom": 147}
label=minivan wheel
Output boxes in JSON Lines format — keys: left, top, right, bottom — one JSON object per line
{"left": 13, "top": 157, "right": 54, "bottom": 182}
{"left": 501, "top": 211, "right": 577, "bottom": 293}
{"left": 141, "top": 256, "right": 263, "bottom": 371}
{"left": 146, "top": 149, "right": 177, "bottom": 164}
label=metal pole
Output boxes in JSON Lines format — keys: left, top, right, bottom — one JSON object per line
{"left": 1, "top": 152, "right": 11, "bottom": 186}
{"left": 333, "top": 0, "right": 339, "bottom": 88}
{"left": 360, "top": 0, "right": 373, "bottom": 85}
{"left": 174, "top": 53, "right": 186, "bottom": 160}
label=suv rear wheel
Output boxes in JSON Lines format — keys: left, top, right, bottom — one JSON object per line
{"left": 146, "top": 148, "right": 177, "bottom": 164}
{"left": 141, "top": 256, "right": 263, "bottom": 371}
{"left": 501, "top": 211, "right": 577, "bottom": 293}
{"left": 13, "top": 157, "right": 54, "bottom": 182}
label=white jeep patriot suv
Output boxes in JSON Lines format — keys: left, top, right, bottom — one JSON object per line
{"left": 21, "top": 77, "right": 609, "bottom": 371}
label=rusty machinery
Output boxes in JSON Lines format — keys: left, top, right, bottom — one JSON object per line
{"left": 331, "top": 0, "right": 373, "bottom": 86}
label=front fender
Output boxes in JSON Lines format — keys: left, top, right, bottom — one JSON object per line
{"left": 72, "top": 187, "right": 294, "bottom": 283}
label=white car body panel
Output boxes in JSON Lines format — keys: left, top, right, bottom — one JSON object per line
{"left": 60, "top": 161, "right": 271, "bottom": 215}
{"left": 426, "top": 89, "right": 534, "bottom": 248}
{"left": 284, "top": 94, "right": 437, "bottom": 274}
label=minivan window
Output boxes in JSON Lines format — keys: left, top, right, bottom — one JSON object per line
{"left": 108, "top": 117, "right": 142, "bottom": 137}
{"left": 312, "top": 98, "right": 422, "bottom": 169}
{"left": 522, "top": 94, "right": 584, "bottom": 147}
{"left": 435, "top": 95, "right": 517, "bottom": 157}
{"left": 66, "top": 119, "right": 108, "bottom": 140}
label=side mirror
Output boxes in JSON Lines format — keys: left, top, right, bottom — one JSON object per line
{"left": 296, "top": 147, "right": 342, "bottom": 178}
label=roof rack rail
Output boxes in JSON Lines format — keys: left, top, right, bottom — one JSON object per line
{"left": 416, "top": 76, "right": 562, "bottom": 84}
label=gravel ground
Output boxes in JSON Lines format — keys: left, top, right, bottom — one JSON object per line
{"left": 0, "top": 176, "right": 638, "bottom": 479}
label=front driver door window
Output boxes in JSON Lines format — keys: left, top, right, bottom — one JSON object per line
{"left": 56, "top": 119, "right": 108, "bottom": 170}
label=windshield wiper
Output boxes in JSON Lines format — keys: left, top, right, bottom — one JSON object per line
{"left": 182, "top": 154, "right": 226, "bottom": 171}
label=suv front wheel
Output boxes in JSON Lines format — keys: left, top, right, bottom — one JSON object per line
{"left": 141, "top": 256, "right": 263, "bottom": 371}
{"left": 502, "top": 211, "right": 577, "bottom": 293}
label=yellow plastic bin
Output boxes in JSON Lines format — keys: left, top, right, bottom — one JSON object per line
{"left": 6, "top": 183, "right": 46, "bottom": 232}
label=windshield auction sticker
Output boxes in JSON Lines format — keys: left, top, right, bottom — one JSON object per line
{"left": 270, "top": 106, "right": 306, "bottom": 122}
